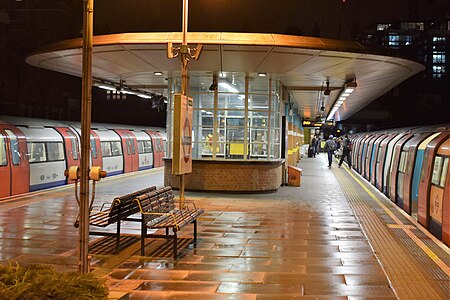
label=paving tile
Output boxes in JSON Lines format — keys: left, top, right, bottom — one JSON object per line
{"left": 185, "top": 271, "right": 265, "bottom": 283}
{"left": 137, "top": 280, "right": 219, "bottom": 293}
{"left": 217, "top": 282, "right": 302, "bottom": 294}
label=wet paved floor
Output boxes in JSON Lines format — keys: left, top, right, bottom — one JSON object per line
{"left": 0, "top": 154, "right": 448, "bottom": 299}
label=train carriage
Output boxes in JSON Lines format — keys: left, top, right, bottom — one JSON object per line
{"left": 19, "top": 127, "right": 67, "bottom": 192}
{"left": 114, "top": 129, "right": 139, "bottom": 173}
{"left": 95, "top": 129, "right": 124, "bottom": 176}
{"left": 418, "top": 132, "right": 450, "bottom": 230}
{"left": 389, "top": 134, "right": 414, "bottom": 203}
{"left": 370, "top": 134, "right": 388, "bottom": 185}
{"left": 0, "top": 124, "right": 29, "bottom": 198}
{"left": 133, "top": 131, "right": 154, "bottom": 170}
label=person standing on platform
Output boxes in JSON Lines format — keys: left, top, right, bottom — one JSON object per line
{"left": 338, "top": 135, "right": 352, "bottom": 168}
{"left": 324, "top": 135, "right": 337, "bottom": 167}
{"left": 311, "top": 136, "right": 318, "bottom": 158}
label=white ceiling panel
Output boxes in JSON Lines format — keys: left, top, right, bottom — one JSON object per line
{"left": 26, "top": 32, "right": 424, "bottom": 122}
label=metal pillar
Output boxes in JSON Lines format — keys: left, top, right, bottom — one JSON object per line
{"left": 179, "top": 0, "right": 189, "bottom": 208}
{"left": 79, "top": 0, "right": 93, "bottom": 273}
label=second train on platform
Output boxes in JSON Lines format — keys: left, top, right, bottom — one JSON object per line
{"left": 348, "top": 125, "right": 449, "bottom": 246}
{"left": 0, "top": 116, "right": 165, "bottom": 199}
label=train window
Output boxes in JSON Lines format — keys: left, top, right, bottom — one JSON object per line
{"left": 90, "top": 135, "right": 98, "bottom": 159}
{"left": 157, "top": 138, "right": 163, "bottom": 152}
{"left": 138, "top": 140, "right": 152, "bottom": 154}
{"left": 5, "top": 130, "right": 20, "bottom": 165}
{"left": 440, "top": 157, "right": 449, "bottom": 187}
{"left": 431, "top": 156, "right": 443, "bottom": 186}
{"left": 137, "top": 141, "right": 144, "bottom": 154}
{"left": 0, "top": 134, "right": 7, "bottom": 166}
{"left": 124, "top": 133, "right": 135, "bottom": 155}
{"left": 131, "top": 137, "right": 135, "bottom": 154}
{"left": 144, "top": 141, "right": 153, "bottom": 153}
{"left": 46, "top": 142, "right": 64, "bottom": 161}
{"left": 66, "top": 131, "right": 79, "bottom": 160}
{"left": 28, "top": 142, "right": 46, "bottom": 163}
{"left": 399, "top": 151, "right": 408, "bottom": 173}
{"left": 111, "top": 141, "right": 122, "bottom": 156}
{"left": 377, "top": 147, "right": 383, "bottom": 163}
{"left": 101, "top": 142, "right": 112, "bottom": 157}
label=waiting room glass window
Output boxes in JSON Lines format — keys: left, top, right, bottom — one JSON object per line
{"left": 168, "top": 73, "right": 282, "bottom": 161}
{"left": 5, "top": 130, "right": 20, "bottom": 165}
{"left": 0, "top": 134, "right": 7, "bottom": 166}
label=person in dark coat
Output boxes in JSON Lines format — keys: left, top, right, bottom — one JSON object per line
{"left": 324, "top": 135, "right": 337, "bottom": 167}
{"left": 338, "top": 135, "right": 352, "bottom": 168}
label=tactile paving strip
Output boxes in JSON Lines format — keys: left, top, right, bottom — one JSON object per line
{"left": 333, "top": 167, "right": 448, "bottom": 299}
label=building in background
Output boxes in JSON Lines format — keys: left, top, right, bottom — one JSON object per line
{"left": 341, "top": 18, "right": 450, "bottom": 132}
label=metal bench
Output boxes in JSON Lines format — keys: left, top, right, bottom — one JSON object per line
{"left": 133, "top": 186, "right": 204, "bottom": 258}
{"left": 88, "top": 186, "right": 157, "bottom": 252}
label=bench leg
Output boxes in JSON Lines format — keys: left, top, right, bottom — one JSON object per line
{"left": 116, "top": 219, "right": 121, "bottom": 253}
{"left": 141, "top": 220, "right": 146, "bottom": 256}
{"left": 193, "top": 219, "right": 198, "bottom": 241}
{"left": 166, "top": 227, "right": 169, "bottom": 236}
{"left": 173, "top": 229, "right": 178, "bottom": 259}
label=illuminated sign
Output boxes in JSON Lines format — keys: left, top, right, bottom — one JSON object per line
{"left": 302, "top": 120, "right": 334, "bottom": 127}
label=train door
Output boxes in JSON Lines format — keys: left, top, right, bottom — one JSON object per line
{"left": 428, "top": 136, "right": 450, "bottom": 242}
{"left": 383, "top": 134, "right": 404, "bottom": 196}
{"left": 376, "top": 134, "right": 395, "bottom": 191}
{"left": 358, "top": 135, "right": 370, "bottom": 174}
{"left": 354, "top": 135, "right": 365, "bottom": 171}
{"left": 417, "top": 132, "right": 450, "bottom": 228}
{"left": 389, "top": 134, "right": 413, "bottom": 203}
{"left": 147, "top": 131, "right": 163, "bottom": 167}
{"left": 401, "top": 134, "right": 430, "bottom": 214}
{"left": 364, "top": 135, "right": 377, "bottom": 180}
{"left": 0, "top": 130, "right": 10, "bottom": 198}
{"left": 54, "top": 127, "right": 80, "bottom": 184}
{"left": 115, "top": 130, "right": 139, "bottom": 173}
{"left": 370, "top": 135, "right": 387, "bottom": 185}
{"left": 0, "top": 126, "right": 30, "bottom": 198}
{"left": 410, "top": 132, "right": 440, "bottom": 218}
{"left": 155, "top": 133, "right": 164, "bottom": 167}
{"left": 90, "top": 131, "right": 102, "bottom": 168}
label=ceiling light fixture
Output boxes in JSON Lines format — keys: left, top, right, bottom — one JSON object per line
{"left": 258, "top": 73, "right": 267, "bottom": 77}
{"left": 326, "top": 80, "right": 357, "bottom": 121}
{"left": 154, "top": 71, "right": 162, "bottom": 76}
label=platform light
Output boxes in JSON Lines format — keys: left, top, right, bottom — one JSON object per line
{"left": 154, "top": 71, "right": 163, "bottom": 76}
{"left": 326, "top": 80, "right": 357, "bottom": 121}
{"left": 258, "top": 73, "right": 267, "bottom": 77}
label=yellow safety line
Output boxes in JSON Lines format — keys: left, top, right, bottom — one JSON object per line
{"left": 343, "top": 166, "right": 450, "bottom": 276}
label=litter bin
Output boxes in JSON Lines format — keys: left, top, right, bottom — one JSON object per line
{"left": 288, "top": 166, "right": 302, "bottom": 187}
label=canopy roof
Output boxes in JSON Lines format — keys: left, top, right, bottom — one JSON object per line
{"left": 26, "top": 32, "right": 424, "bottom": 121}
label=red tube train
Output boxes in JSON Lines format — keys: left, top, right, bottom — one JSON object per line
{"left": 0, "top": 116, "right": 165, "bottom": 199}
{"left": 348, "top": 125, "right": 450, "bottom": 246}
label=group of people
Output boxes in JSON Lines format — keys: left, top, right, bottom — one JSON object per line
{"left": 310, "top": 134, "right": 352, "bottom": 168}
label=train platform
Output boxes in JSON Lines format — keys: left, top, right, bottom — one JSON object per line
{"left": 0, "top": 154, "right": 449, "bottom": 299}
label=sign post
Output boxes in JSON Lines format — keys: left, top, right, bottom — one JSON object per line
{"left": 168, "top": 0, "right": 202, "bottom": 208}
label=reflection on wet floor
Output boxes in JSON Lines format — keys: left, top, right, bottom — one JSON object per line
{"left": 1, "top": 158, "right": 447, "bottom": 298}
